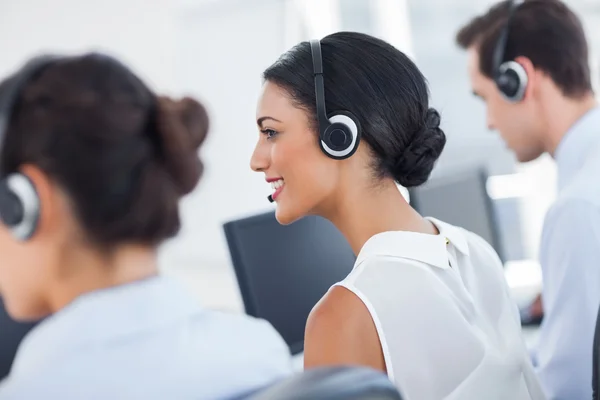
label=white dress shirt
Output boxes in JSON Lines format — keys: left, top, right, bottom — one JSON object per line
{"left": 334, "top": 217, "right": 545, "bottom": 400}
{"left": 531, "top": 106, "right": 600, "bottom": 400}
{"left": 0, "top": 275, "right": 293, "bottom": 400}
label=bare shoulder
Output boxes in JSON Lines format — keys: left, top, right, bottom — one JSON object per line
{"left": 303, "top": 285, "right": 386, "bottom": 373}
{"left": 308, "top": 285, "right": 365, "bottom": 326}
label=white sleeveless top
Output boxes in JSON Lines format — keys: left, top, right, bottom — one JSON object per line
{"left": 334, "top": 218, "right": 546, "bottom": 400}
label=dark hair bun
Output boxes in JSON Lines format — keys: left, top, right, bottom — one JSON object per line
{"left": 392, "top": 108, "right": 446, "bottom": 188}
{"left": 155, "top": 96, "right": 209, "bottom": 196}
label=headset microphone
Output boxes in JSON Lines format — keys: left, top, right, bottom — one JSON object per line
{"left": 267, "top": 194, "right": 274, "bottom": 203}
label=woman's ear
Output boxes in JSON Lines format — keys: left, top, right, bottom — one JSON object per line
{"left": 18, "top": 164, "right": 56, "bottom": 240}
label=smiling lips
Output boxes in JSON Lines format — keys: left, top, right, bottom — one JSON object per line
{"left": 267, "top": 177, "right": 285, "bottom": 202}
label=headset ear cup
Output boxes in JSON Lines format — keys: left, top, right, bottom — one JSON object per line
{"left": 496, "top": 61, "right": 528, "bottom": 102}
{"left": 0, "top": 174, "right": 40, "bottom": 240}
{"left": 320, "top": 111, "right": 361, "bottom": 160}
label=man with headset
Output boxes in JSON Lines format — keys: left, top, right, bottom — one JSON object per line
{"left": 456, "top": 0, "right": 600, "bottom": 398}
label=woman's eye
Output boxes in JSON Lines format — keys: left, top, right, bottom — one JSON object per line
{"left": 261, "top": 129, "right": 278, "bottom": 139}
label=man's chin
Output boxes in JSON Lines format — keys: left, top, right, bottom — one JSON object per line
{"left": 515, "top": 151, "right": 543, "bottom": 163}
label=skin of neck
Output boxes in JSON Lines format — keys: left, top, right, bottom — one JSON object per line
{"left": 322, "top": 166, "right": 437, "bottom": 255}
{"left": 43, "top": 243, "right": 158, "bottom": 314}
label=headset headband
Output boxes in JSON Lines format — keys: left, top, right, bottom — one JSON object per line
{"left": 493, "top": 0, "right": 521, "bottom": 76}
{"left": 310, "top": 40, "right": 331, "bottom": 134}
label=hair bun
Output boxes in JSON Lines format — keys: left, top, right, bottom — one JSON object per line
{"left": 425, "top": 107, "right": 441, "bottom": 131}
{"left": 155, "top": 96, "right": 209, "bottom": 196}
{"left": 392, "top": 108, "right": 446, "bottom": 188}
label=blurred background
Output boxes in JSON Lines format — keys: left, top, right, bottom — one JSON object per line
{"left": 1, "top": 0, "right": 599, "bottom": 313}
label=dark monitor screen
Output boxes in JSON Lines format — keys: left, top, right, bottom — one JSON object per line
{"left": 408, "top": 166, "right": 505, "bottom": 263}
{"left": 0, "top": 299, "right": 37, "bottom": 380}
{"left": 223, "top": 212, "right": 355, "bottom": 355}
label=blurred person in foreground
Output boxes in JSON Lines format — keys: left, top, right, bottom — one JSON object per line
{"left": 0, "top": 53, "right": 291, "bottom": 399}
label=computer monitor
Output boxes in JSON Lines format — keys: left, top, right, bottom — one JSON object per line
{"left": 0, "top": 299, "right": 37, "bottom": 380}
{"left": 408, "top": 165, "right": 506, "bottom": 263}
{"left": 223, "top": 212, "right": 356, "bottom": 355}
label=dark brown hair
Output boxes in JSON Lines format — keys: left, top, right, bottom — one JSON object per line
{"left": 456, "top": 0, "right": 592, "bottom": 98}
{"left": 0, "top": 53, "right": 209, "bottom": 248}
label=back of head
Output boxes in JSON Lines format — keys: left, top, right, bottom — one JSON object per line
{"left": 456, "top": 0, "right": 592, "bottom": 98}
{"left": 263, "top": 31, "right": 445, "bottom": 188}
{"left": 0, "top": 53, "right": 209, "bottom": 248}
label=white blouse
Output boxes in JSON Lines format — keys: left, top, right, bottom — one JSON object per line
{"left": 334, "top": 217, "right": 546, "bottom": 400}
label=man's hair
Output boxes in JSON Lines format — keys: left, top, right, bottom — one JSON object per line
{"left": 456, "top": 0, "right": 592, "bottom": 98}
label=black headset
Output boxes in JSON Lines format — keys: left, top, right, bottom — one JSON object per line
{"left": 0, "top": 55, "right": 61, "bottom": 241}
{"left": 493, "top": 0, "right": 528, "bottom": 102}
{"left": 310, "top": 39, "right": 361, "bottom": 160}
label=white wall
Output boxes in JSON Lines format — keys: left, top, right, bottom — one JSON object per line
{"left": 164, "top": 0, "right": 292, "bottom": 271}
{"left": 0, "top": 0, "right": 179, "bottom": 92}
{"left": 161, "top": 0, "right": 298, "bottom": 310}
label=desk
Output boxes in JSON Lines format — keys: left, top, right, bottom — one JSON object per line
{"left": 505, "top": 259, "right": 543, "bottom": 309}
{"left": 522, "top": 326, "right": 541, "bottom": 348}
{"left": 292, "top": 353, "right": 303, "bottom": 371}
{"left": 505, "top": 259, "right": 542, "bottom": 349}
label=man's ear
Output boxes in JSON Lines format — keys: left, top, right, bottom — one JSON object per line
{"left": 514, "top": 56, "right": 536, "bottom": 101}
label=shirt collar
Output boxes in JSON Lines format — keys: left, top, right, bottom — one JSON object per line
{"left": 555, "top": 106, "right": 600, "bottom": 190}
{"left": 355, "top": 217, "right": 470, "bottom": 270}
{"left": 10, "top": 275, "right": 200, "bottom": 377}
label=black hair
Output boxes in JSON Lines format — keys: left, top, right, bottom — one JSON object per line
{"left": 263, "top": 31, "right": 445, "bottom": 188}
{"left": 0, "top": 52, "right": 209, "bottom": 249}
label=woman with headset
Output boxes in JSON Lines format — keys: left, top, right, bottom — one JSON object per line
{"left": 0, "top": 53, "right": 291, "bottom": 398}
{"left": 250, "top": 32, "right": 545, "bottom": 400}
